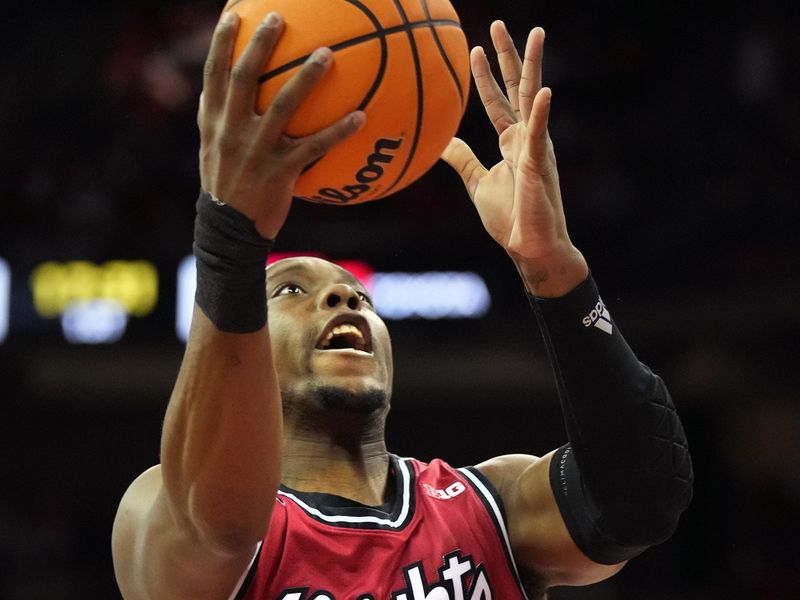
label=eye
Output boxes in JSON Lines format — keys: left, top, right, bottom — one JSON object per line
{"left": 273, "top": 283, "right": 305, "bottom": 297}
{"left": 357, "top": 291, "right": 373, "bottom": 306}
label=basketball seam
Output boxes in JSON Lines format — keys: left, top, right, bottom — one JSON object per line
{"left": 343, "top": 0, "right": 388, "bottom": 111}
{"left": 420, "top": 0, "right": 465, "bottom": 110}
{"left": 244, "top": 5, "right": 465, "bottom": 202}
{"left": 300, "top": 0, "right": 388, "bottom": 177}
{"left": 257, "top": 19, "right": 462, "bottom": 84}
{"left": 380, "top": 0, "right": 426, "bottom": 197}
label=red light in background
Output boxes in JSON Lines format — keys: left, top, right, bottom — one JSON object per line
{"left": 267, "top": 252, "right": 325, "bottom": 265}
{"left": 267, "top": 252, "right": 375, "bottom": 291}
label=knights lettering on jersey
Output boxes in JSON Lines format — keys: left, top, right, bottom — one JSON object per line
{"left": 392, "top": 551, "right": 493, "bottom": 600}
{"left": 275, "top": 550, "right": 493, "bottom": 600}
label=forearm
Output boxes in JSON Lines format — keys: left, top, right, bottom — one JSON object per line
{"left": 512, "top": 245, "right": 588, "bottom": 298}
{"left": 160, "top": 191, "right": 282, "bottom": 552}
{"left": 161, "top": 310, "right": 282, "bottom": 551}
{"left": 529, "top": 274, "right": 693, "bottom": 564}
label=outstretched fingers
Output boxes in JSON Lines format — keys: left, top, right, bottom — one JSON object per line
{"left": 288, "top": 111, "right": 366, "bottom": 166}
{"left": 519, "top": 27, "right": 545, "bottom": 123}
{"left": 524, "top": 87, "right": 554, "bottom": 175}
{"left": 257, "top": 47, "right": 334, "bottom": 147}
{"left": 471, "top": 46, "right": 516, "bottom": 135}
{"left": 489, "top": 20, "right": 523, "bottom": 115}
{"left": 440, "top": 137, "right": 488, "bottom": 200}
{"left": 202, "top": 12, "right": 239, "bottom": 112}
{"left": 225, "top": 12, "right": 284, "bottom": 118}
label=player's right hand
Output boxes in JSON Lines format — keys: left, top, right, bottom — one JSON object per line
{"left": 198, "top": 11, "right": 366, "bottom": 239}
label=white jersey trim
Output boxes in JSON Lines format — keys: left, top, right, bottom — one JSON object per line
{"left": 277, "top": 457, "right": 412, "bottom": 527}
{"left": 227, "top": 540, "right": 262, "bottom": 600}
{"left": 459, "top": 467, "right": 530, "bottom": 600}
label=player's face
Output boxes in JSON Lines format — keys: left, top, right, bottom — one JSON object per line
{"left": 266, "top": 257, "right": 393, "bottom": 406}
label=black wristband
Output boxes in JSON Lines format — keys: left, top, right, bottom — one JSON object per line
{"left": 193, "top": 190, "right": 274, "bottom": 333}
{"left": 529, "top": 275, "right": 693, "bottom": 563}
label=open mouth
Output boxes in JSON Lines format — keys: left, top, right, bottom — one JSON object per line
{"left": 316, "top": 316, "right": 373, "bottom": 354}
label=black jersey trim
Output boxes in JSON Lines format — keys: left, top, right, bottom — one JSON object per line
{"left": 459, "top": 467, "right": 530, "bottom": 600}
{"left": 277, "top": 455, "right": 417, "bottom": 531}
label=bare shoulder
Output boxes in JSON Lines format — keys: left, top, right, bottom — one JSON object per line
{"left": 474, "top": 452, "right": 625, "bottom": 587}
{"left": 112, "top": 465, "right": 259, "bottom": 600}
{"left": 114, "top": 464, "right": 163, "bottom": 529}
{"left": 473, "top": 453, "right": 542, "bottom": 496}
{"left": 112, "top": 465, "right": 166, "bottom": 599}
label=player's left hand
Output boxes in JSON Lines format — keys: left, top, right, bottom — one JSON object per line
{"left": 442, "top": 22, "right": 588, "bottom": 297}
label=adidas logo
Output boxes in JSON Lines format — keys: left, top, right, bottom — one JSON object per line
{"left": 582, "top": 298, "right": 613, "bottom": 334}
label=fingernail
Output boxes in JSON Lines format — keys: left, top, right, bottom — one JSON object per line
{"left": 351, "top": 111, "right": 366, "bottom": 127}
{"left": 221, "top": 11, "right": 235, "bottom": 24}
{"left": 310, "top": 48, "right": 331, "bottom": 65}
{"left": 264, "top": 12, "right": 280, "bottom": 27}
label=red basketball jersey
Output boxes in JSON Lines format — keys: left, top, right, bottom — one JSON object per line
{"left": 232, "top": 455, "right": 529, "bottom": 600}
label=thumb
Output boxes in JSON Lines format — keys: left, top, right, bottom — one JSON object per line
{"left": 441, "top": 137, "right": 487, "bottom": 200}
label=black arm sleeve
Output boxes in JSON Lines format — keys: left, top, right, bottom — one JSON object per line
{"left": 529, "top": 275, "right": 693, "bottom": 564}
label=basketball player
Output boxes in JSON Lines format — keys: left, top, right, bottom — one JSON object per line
{"left": 112, "top": 13, "right": 693, "bottom": 600}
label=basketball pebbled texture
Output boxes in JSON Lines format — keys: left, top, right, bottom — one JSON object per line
{"left": 224, "top": 0, "right": 471, "bottom": 204}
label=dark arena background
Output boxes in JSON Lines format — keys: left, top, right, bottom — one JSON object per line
{"left": 1, "top": 1, "right": 798, "bottom": 598}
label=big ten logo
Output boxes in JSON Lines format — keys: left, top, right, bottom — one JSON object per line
{"left": 308, "top": 137, "right": 403, "bottom": 204}
{"left": 421, "top": 481, "right": 466, "bottom": 500}
{"left": 30, "top": 260, "right": 158, "bottom": 318}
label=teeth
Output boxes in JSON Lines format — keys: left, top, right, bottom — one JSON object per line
{"left": 324, "top": 324, "right": 363, "bottom": 343}
{"left": 321, "top": 323, "right": 368, "bottom": 351}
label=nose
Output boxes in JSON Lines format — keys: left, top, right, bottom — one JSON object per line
{"left": 319, "top": 283, "right": 362, "bottom": 311}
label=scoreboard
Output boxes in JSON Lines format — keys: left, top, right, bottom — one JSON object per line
{"left": 3, "top": 254, "right": 492, "bottom": 346}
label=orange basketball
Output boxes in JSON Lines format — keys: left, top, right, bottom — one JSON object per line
{"left": 225, "top": 0, "right": 471, "bottom": 204}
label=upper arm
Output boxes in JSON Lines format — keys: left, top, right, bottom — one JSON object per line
{"left": 475, "top": 452, "right": 625, "bottom": 588}
{"left": 112, "top": 465, "right": 260, "bottom": 600}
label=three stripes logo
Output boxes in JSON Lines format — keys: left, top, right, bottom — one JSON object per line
{"left": 582, "top": 297, "right": 613, "bottom": 335}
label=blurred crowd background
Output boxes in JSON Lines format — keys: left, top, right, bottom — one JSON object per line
{"left": 1, "top": 0, "right": 798, "bottom": 598}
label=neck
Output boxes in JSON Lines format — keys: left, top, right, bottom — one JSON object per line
{"left": 281, "top": 434, "right": 390, "bottom": 506}
{"left": 279, "top": 385, "right": 392, "bottom": 505}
